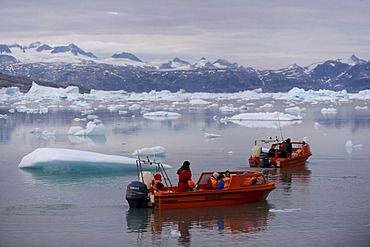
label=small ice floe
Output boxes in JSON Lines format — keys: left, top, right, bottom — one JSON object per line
{"left": 143, "top": 111, "right": 182, "bottom": 121}
{"left": 30, "top": 128, "right": 55, "bottom": 140}
{"left": 314, "top": 122, "right": 321, "bottom": 129}
{"left": 81, "top": 109, "right": 94, "bottom": 116}
{"left": 189, "top": 99, "right": 210, "bottom": 105}
{"left": 354, "top": 106, "right": 368, "bottom": 111}
{"left": 0, "top": 114, "right": 8, "bottom": 119}
{"left": 321, "top": 107, "right": 337, "bottom": 114}
{"left": 285, "top": 106, "right": 305, "bottom": 115}
{"left": 204, "top": 133, "right": 221, "bottom": 141}
{"left": 68, "top": 120, "right": 106, "bottom": 136}
{"left": 128, "top": 104, "right": 141, "bottom": 111}
{"left": 345, "top": 140, "right": 363, "bottom": 154}
{"left": 68, "top": 135, "right": 106, "bottom": 146}
{"left": 256, "top": 103, "right": 273, "bottom": 111}
{"left": 86, "top": 114, "right": 99, "bottom": 120}
{"left": 219, "top": 104, "right": 238, "bottom": 113}
{"left": 228, "top": 151, "right": 234, "bottom": 155}
{"left": 73, "top": 118, "right": 87, "bottom": 122}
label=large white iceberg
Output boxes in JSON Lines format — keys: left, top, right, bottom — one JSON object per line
{"left": 18, "top": 148, "right": 172, "bottom": 174}
{"left": 228, "top": 112, "right": 302, "bottom": 121}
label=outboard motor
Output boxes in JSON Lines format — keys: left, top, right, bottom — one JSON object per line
{"left": 126, "top": 181, "right": 149, "bottom": 208}
{"left": 259, "top": 153, "right": 270, "bottom": 168}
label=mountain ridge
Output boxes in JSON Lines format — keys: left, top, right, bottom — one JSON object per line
{"left": 0, "top": 42, "right": 369, "bottom": 93}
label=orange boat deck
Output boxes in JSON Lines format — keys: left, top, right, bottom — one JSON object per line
{"left": 153, "top": 171, "right": 275, "bottom": 210}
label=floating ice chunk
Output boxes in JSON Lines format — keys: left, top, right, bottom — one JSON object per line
{"left": 219, "top": 105, "right": 238, "bottom": 113}
{"left": 143, "top": 111, "right": 182, "bottom": 121}
{"left": 354, "top": 106, "right": 368, "bottom": 110}
{"left": 81, "top": 109, "right": 94, "bottom": 115}
{"left": 68, "top": 126, "right": 83, "bottom": 135}
{"left": 26, "top": 82, "right": 79, "bottom": 100}
{"left": 73, "top": 118, "right": 86, "bottom": 122}
{"left": 128, "top": 104, "right": 141, "bottom": 111}
{"left": 189, "top": 99, "right": 210, "bottom": 105}
{"left": 18, "top": 148, "right": 171, "bottom": 173}
{"left": 285, "top": 106, "right": 303, "bottom": 115}
{"left": 87, "top": 114, "right": 99, "bottom": 120}
{"left": 345, "top": 140, "right": 353, "bottom": 147}
{"left": 321, "top": 108, "right": 337, "bottom": 114}
{"left": 256, "top": 103, "right": 273, "bottom": 111}
{"left": 68, "top": 121, "right": 106, "bottom": 136}
{"left": 132, "top": 146, "right": 166, "bottom": 162}
{"left": 204, "top": 133, "right": 221, "bottom": 140}
{"left": 314, "top": 122, "right": 321, "bottom": 129}
{"left": 345, "top": 140, "right": 362, "bottom": 149}
{"left": 68, "top": 135, "right": 106, "bottom": 146}
{"left": 133, "top": 146, "right": 166, "bottom": 156}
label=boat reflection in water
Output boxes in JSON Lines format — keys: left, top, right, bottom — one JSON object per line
{"left": 126, "top": 202, "right": 274, "bottom": 245}
{"left": 268, "top": 165, "right": 311, "bottom": 183}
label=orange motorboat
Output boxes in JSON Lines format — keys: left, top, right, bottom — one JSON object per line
{"left": 126, "top": 160, "right": 275, "bottom": 210}
{"left": 248, "top": 138, "right": 312, "bottom": 168}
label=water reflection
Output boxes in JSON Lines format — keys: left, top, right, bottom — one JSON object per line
{"left": 267, "top": 165, "right": 311, "bottom": 193}
{"left": 126, "top": 202, "right": 274, "bottom": 246}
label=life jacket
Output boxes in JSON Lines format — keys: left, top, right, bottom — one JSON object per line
{"left": 188, "top": 178, "right": 195, "bottom": 187}
{"left": 223, "top": 177, "right": 231, "bottom": 189}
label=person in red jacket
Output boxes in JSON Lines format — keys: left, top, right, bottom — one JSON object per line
{"left": 177, "top": 161, "right": 192, "bottom": 192}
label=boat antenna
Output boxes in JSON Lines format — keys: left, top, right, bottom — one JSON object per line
{"left": 277, "top": 112, "right": 284, "bottom": 141}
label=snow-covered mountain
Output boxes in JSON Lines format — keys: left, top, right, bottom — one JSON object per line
{"left": 0, "top": 42, "right": 369, "bottom": 93}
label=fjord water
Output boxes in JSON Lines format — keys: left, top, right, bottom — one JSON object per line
{"left": 0, "top": 101, "right": 369, "bottom": 247}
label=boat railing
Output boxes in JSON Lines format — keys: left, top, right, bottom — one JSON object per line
{"left": 135, "top": 156, "right": 176, "bottom": 192}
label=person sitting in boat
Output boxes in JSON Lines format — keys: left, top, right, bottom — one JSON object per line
{"left": 177, "top": 161, "right": 192, "bottom": 192}
{"left": 216, "top": 170, "right": 231, "bottom": 189}
{"left": 207, "top": 172, "right": 219, "bottom": 189}
{"left": 153, "top": 173, "right": 166, "bottom": 192}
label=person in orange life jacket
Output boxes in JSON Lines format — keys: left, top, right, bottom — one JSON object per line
{"left": 207, "top": 172, "right": 219, "bottom": 189}
{"left": 153, "top": 173, "right": 165, "bottom": 191}
{"left": 177, "top": 161, "right": 192, "bottom": 192}
{"left": 216, "top": 170, "right": 231, "bottom": 189}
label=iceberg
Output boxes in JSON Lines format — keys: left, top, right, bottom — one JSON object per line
{"left": 228, "top": 112, "right": 302, "bottom": 121}
{"left": 226, "top": 112, "right": 302, "bottom": 129}
{"left": 68, "top": 121, "right": 106, "bottom": 136}
{"left": 18, "top": 148, "right": 172, "bottom": 174}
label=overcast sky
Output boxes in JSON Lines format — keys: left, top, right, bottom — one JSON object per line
{"left": 1, "top": 0, "right": 369, "bottom": 69}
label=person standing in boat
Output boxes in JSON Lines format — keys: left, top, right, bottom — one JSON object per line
{"left": 177, "top": 161, "right": 192, "bottom": 192}
{"left": 284, "top": 138, "right": 293, "bottom": 158}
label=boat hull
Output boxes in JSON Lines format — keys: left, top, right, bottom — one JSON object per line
{"left": 249, "top": 153, "right": 311, "bottom": 168}
{"left": 154, "top": 184, "right": 275, "bottom": 210}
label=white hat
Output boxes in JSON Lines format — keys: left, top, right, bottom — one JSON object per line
{"left": 212, "top": 172, "right": 219, "bottom": 179}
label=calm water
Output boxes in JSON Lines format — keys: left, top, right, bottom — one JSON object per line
{"left": 1, "top": 99, "right": 370, "bottom": 247}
